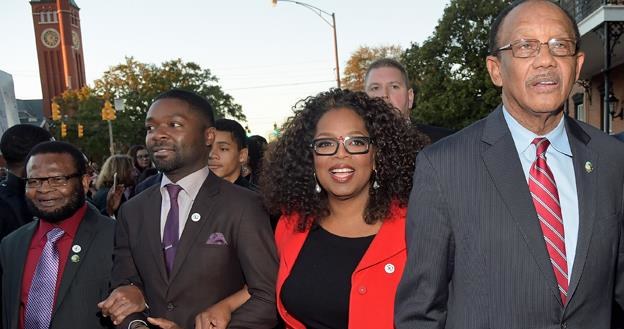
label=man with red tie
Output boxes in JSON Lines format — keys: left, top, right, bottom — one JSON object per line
{"left": 395, "top": 1, "right": 624, "bottom": 328}
{"left": 1, "top": 141, "right": 115, "bottom": 329}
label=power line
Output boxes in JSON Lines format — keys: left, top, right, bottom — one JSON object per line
{"left": 227, "top": 79, "right": 334, "bottom": 91}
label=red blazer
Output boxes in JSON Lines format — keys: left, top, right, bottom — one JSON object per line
{"left": 275, "top": 203, "right": 407, "bottom": 329}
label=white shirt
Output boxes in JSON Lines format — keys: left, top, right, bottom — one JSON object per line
{"left": 159, "top": 166, "right": 210, "bottom": 240}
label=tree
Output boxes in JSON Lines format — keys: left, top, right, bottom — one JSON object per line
{"left": 92, "top": 57, "right": 245, "bottom": 149}
{"left": 52, "top": 87, "right": 112, "bottom": 164}
{"left": 402, "top": 0, "right": 510, "bottom": 130}
{"left": 341, "top": 45, "right": 403, "bottom": 91}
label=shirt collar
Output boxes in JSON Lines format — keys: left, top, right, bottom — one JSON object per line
{"left": 502, "top": 106, "right": 572, "bottom": 157}
{"left": 38, "top": 202, "right": 87, "bottom": 240}
{"left": 160, "top": 166, "right": 210, "bottom": 201}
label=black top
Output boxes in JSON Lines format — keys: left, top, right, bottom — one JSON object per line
{"left": 281, "top": 225, "right": 374, "bottom": 329}
{"left": 234, "top": 175, "right": 258, "bottom": 192}
{"left": 0, "top": 172, "right": 32, "bottom": 240}
{"left": 413, "top": 123, "right": 455, "bottom": 144}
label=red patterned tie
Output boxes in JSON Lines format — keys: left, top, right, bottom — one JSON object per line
{"left": 528, "top": 138, "right": 568, "bottom": 304}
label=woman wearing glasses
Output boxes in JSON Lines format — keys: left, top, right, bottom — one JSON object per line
{"left": 262, "top": 88, "right": 426, "bottom": 329}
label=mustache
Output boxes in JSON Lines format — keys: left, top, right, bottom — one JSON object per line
{"left": 526, "top": 72, "right": 560, "bottom": 86}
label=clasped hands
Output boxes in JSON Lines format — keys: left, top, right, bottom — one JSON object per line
{"left": 98, "top": 285, "right": 231, "bottom": 329}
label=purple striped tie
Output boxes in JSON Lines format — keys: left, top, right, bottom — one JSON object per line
{"left": 163, "top": 184, "right": 183, "bottom": 275}
{"left": 24, "top": 227, "right": 65, "bottom": 329}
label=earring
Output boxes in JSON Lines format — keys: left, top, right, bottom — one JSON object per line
{"left": 241, "top": 164, "right": 251, "bottom": 177}
{"left": 314, "top": 173, "right": 322, "bottom": 193}
{"left": 373, "top": 169, "right": 380, "bottom": 190}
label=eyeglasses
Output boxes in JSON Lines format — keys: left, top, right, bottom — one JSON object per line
{"left": 311, "top": 136, "right": 373, "bottom": 156}
{"left": 25, "top": 173, "right": 82, "bottom": 188}
{"left": 493, "top": 38, "right": 577, "bottom": 58}
{"left": 137, "top": 155, "right": 150, "bottom": 159}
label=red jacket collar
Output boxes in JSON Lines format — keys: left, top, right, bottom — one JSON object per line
{"left": 277, "top": 202, "right": 406, "bottom": 272}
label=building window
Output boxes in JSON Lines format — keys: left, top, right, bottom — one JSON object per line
{"left": 39, "top": 12, "right": 46, "bottom": 23}
{"left": 576, "top": 103, "right": 586, "bottom": 122}
{"left": 572, "top": 92, "right": 585, "bottom": 122}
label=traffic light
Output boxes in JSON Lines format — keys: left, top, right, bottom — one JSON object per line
{"left": 51, "top": 102, "right": 61, "bottom": 121}
{"left": 101, "top": 100, "right": 116, "bottom": 121}
{"left": 61, "top": 122, "right": 67, "bottom": 138}
{"left": 78, "top": 123, "right": 84, "bottom": 138}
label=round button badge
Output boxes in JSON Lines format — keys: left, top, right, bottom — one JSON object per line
{"left": 384, "top": 263, "right": 395, "bottom": 274}
{"left": 191, "top": 213, "right": 201, "bottom": 222}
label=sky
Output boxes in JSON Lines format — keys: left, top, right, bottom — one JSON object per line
{"left": 1, "top": 0, "right": 450, "bottom": 138}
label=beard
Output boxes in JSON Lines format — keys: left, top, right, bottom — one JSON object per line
{"left": 26, "top": 185, "right": 86, "bottom": 223}
{"left": 149, "top": 143, "right": 185, "bottom": 173}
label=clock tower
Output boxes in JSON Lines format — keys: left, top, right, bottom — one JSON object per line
{"left": 30, "top": 0, "right": 86, "bottom": 118}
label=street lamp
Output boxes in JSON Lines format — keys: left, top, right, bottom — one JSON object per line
{"left": 609, "top": 93, "right": 623, "bottom": 120}
{"left": 272, "top": 0, "right": 341, "bottom": 88}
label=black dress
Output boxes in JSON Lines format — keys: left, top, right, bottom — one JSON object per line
{"left": 281, "top": 225, "right": 374, "bottom": 329}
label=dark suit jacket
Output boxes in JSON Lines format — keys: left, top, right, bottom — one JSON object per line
{"left": 133, "top": 172, "right": 162, "bottom": 196}
{"left": 0, "top": 173, "right": 32, "bottom": 241}
{"left": 112, "top": 172, "right": 278, "bottom": 329}
{"left": 413, "top": 123, "right": 455, "bottom": 144}
{"left": 395, "top": 106, "right": 624, "bottom": 328}
{"left": 0, "top": 204, "right": 115, "bottom": 329}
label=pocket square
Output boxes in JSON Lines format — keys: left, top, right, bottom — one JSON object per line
{"left": 206, "top": 232, "right": 228, "bottom": 245}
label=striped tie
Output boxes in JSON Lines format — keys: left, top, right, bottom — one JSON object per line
{"left": 24, "top": 227, "right": 65, "bottom": 329}
{"left": 528, "top": 138, "right": 568, "bottom": 304}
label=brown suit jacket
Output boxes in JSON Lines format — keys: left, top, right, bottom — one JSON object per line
{"left": 111, "top": 172, "right": 278, "bottom": 329}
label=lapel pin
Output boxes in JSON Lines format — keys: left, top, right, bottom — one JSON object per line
{"left": 384, "top": 263, "right": 395, "bottom": 274}
{"left": 72, "top": 244, "right": 82, "bottom": 253}
{"left": 70, "top": 254, "right": 80, "bottom": 263}
{"left": 191, "top": 213, "right": 201, "bottom": 222}
{"left": 584, "top": 161, "right": 593, "bottom": 173}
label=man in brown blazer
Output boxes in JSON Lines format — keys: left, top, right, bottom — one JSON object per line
{"left": 98, "top": 89, "right": 278, "bottom": 329}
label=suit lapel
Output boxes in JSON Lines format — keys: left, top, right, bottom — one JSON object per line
{"left": 53, "top": 206, "right": 97, "bottom": 314}
{"left": 563, "top": 118, "right": 596, "bottom": 305}
{"left": 481, "top": 107, "right": 562, "bottom": 304}
{"left": 355, "top": 206, "right": 406, "bottom": 271}
{"left": 168, "top": 174, "right": 219, "bottom": 282}
{"left": 278, "top": 216, "right": 309, "bottom": 273}
{"left": 7, "top": 222, "right": 37, "bottom": 325}
{"left": 144, "top": 187, "right": 168, "bottom": 283}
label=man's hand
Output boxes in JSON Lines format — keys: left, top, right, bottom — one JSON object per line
{"left": 148, "top": 317, "right": 182, "bottom": 329}
{"left": 194, "top": 301, "right": 233, "bottom": 329}
{"left": 98, "top": 285, "right": 146, "bottom": 325}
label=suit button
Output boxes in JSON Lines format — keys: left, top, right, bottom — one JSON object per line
{"left": 357, "top": 286, "right": 367, "bottom": 295}
{"left": 561, "top": 322, "right": 567, "bottom": 329}
{"left": 167, "top": 302, "right": 175, "bottom": 311}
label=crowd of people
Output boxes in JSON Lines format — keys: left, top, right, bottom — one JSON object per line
{"left": 0, "top": 1, "right": 624, "bottom": 329}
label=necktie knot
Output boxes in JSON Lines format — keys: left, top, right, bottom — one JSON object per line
{"left": 46, "top": 227, "right": 64, "bottom": 244}
{"left": 532, "top": 137, "right": 551, "bottom": 158}
{"left": 166, "top": 184, "right": 183, "bottom": 201}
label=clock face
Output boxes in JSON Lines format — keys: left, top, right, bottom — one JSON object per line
{"left": 41, "top": 28, "right": 60, "bottom": 48}
{"left": 72, "top": 30, "right": 81, "bottom": 50}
